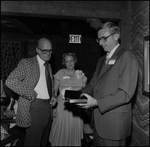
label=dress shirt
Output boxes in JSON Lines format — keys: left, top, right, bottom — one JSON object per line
{"left": 105, "top": 44, "right": 120, "bottom": 65}
{"left": 107, "top": 43, "right": 120, "bottom": 59}
{"left": 34, "top": 55, "right": 50, "bottom": 99}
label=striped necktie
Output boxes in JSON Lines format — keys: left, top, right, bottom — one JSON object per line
{"left": 105, "top": 56, "right": 110, "bottom": 65}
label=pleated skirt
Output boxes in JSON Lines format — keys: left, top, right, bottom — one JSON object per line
{"left": 49, "top": 94, "right": 83, "bottom": 146}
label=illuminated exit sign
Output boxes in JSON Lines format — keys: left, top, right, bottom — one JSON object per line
{"left": 69, "top": 34, "right": 82, "bottom": 43}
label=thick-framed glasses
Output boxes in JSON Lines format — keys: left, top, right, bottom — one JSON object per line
{"left": 38, "top": 47, "right": 53, "bottom": 54}
{"left": 96, "top": 33, "right": 115, "bottom": 43}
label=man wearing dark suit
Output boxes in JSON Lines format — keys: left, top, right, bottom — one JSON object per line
{"left": 78, "top": 22, "right": 139, "bottom": 146}
{"left": 5, "top": 38, "right": 57, "bottom": 146}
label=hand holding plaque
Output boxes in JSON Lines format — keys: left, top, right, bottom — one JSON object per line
{"left": 64, "top": 90, "right": 87, "bottom": 104}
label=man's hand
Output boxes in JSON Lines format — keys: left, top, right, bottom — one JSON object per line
{"left": 50, "top": 96, "right": 57, "bottom": 107}
{"left": 76, "top": 93, "right": 98, "bottom": 109}
{"left": 31, "top": 91, "right": 38, "bottom": 102}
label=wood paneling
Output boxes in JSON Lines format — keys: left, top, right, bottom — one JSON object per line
{"left": 131, "top": 1, "right": 149, "bottom": 146}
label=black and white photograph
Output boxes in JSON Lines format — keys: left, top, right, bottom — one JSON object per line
{"left": 1, "top": 1, "right": 149, "bottom": 146}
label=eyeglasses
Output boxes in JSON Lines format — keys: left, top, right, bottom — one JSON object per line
{"left": 38, "top": 47, "right": 53, "bottom": 54}
{"left": 96, "top": 33, "right": 115, "bottom": 43}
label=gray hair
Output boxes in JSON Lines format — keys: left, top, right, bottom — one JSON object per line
{"left": 62, "top": 52, "right": 77, "bottom": 65}
{"left": 101, "top": 22, "right": 120, "bottom": 37}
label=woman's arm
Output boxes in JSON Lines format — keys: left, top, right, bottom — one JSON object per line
{"left": 82, "top": 76, "right": 87, "bottom": 88}
{"left": 54, "top": 79, "right": 60, "bottom": 97}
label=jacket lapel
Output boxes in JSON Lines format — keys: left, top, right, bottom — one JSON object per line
{"left": 32, "top": 56, "right": 40, "bottom": 88}
{"left": 96, "top": 46, "right": 127, "bottom": 82}
{"left": 96, "top": 56, "right": 106, "bottom": 77}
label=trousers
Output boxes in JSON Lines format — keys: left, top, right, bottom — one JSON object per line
{"left": 24, "top": 99, "right": 52, "bottom": 146}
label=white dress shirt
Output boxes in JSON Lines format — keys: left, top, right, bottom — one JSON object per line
{"left": 107, "top": 43, "right": 120, "bottom": 59}
{"left": 34, "top": 55, "right": 50, "bottom": 99}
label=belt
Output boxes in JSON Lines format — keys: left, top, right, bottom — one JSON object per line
{"left": 36, "top": 99, "right": 51, "bottom": 103}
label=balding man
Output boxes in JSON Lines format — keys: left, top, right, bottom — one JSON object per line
{"left": 6, "top": 37, "right": 57, "bottom": 146}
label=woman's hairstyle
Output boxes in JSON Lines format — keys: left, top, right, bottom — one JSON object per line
{"left": 101, "top": 22, "right": 120, "bottom": 38}
{"left": 62, "top": 52, "right": 77, "bottom": 66}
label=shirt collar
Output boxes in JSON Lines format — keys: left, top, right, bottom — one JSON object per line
{"left": 36, "top": 55, "right": 45, "bottom": 67}
{"left": 107, "top": 43, "right": 120, "bottom": 59}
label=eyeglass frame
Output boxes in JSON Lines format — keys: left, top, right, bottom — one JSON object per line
{"left": 96, "top": 33, "right": 115, "bottom": 43}
{"left": 38, "top": 47, "right": 53, "bottom": 54}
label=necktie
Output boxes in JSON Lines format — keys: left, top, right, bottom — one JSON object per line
{"left": 44, "top": 62, "right": 52, "bottom": 98}
{"left": 105, "top": 56, "right": 110, "bottom": 65}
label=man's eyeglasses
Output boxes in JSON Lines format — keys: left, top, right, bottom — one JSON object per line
{"left": 38, "top": 47, "right": 53, "bottom": 54}
{"left": 96, "top": 33, "right": 115, "bottom": 43}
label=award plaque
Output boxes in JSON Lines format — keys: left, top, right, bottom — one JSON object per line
{"left": 64, "top": 90, "right": 87, "bottom": 103}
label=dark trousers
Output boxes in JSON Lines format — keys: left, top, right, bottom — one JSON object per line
{"left": 24, "top": 99, "right": 52, "bottom": 146}
{"left": 93, "top": 123, "right": 126, "bottom": 146}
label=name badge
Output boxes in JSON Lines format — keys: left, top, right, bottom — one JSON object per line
{"left": 63, "top": 76, "right": 70, "bottom": 79}
{"left": 108, "top": 59, "right": 116, "bottom": 65}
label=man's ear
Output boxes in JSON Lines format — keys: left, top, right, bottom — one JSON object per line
{"left": 36, "top": 47, "right": 39, "bottom": 53}
{"left": 114, "top": 33, "right": 120, "bottom": 41}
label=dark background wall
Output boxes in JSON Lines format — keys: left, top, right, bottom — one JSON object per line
{"left": 1, "top": 1, "right": 130, "bottom": 82}
{"left": 1, "top": 1, "right": 149, "bottom": 146}
{"left": 26, "top": 35, "right": 102, "bottom": 83}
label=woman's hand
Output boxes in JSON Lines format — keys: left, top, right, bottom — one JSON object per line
{"left": 61, "top": 87, "right": 72, "bottom": 99}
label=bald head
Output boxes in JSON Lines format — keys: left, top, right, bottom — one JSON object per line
{"left": 36, "top": 37, "right": 53, "bottom": 61}
{"left": 38, "top": 38, "right": 52, "bottom": 49}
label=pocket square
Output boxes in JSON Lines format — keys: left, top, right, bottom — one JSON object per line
{"left": 108, "top": 59, "right": 116, "bottom": 65}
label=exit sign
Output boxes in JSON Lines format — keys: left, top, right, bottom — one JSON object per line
{"left": 69, "top": 34, "right": 82, "bottom": 43}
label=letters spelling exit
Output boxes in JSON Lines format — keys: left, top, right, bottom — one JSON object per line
{"left": 69, "top": 34, "right": 82, "bottom": 43}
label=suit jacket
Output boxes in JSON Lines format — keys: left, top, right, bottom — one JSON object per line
{"left": 5, "top": 56, "right": 54, "bottom": 128}
{"left": 81, "top": 46, "right": 139, "bottom": 140}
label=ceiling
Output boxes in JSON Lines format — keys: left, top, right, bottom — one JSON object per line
{"left": 1, "top": 14, "right": 99, "bottom": 38}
